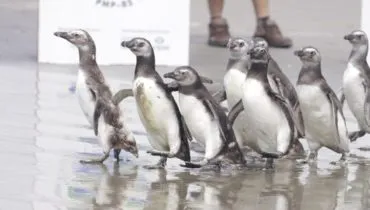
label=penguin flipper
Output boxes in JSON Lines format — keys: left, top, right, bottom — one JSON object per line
{"left": 267, "top": 90, "right": 295, "bottom": 154}
{"left": 93, "top": 100, "right": 103, "bottom": 136}
{"left": 204, "top": 98, "right": 246, "bottom": 164}
{"left": 89, "top": 88, "right": 97, "bottom": 101}
{"left": 321, "top": 84, "right": 344, "bottom": 145}
{"left": 203, "top": 99, "right": 227, "bottom": 143}
{"left": 337, "top": 87, "right": 346, "bottom": 106}
{"left": 363, "top": 83, "right": 370, "bottom": 128}
{"left": 112, "top": 88, "right": 133, "bottom": 105}
{"left": 272, "top": 76, "right": 305, "bottom": 137}
{"left": 212, "top": 87, "right": 227, "bottom": 104}
{"left": 181, "top": 115, "right": 193, "bottom": 141}
{"left": 227, "top": 99, "right": 244, "bottom": 128}
{"left": 199, "top": 75, "right": 213, "bottom": 84}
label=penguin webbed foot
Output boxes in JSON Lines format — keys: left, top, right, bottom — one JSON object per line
{"left": 180, "top": 159, "right": 220, "bottom": 170}
{"left": 147, "top": 150, "right": 175, "bottom": 158}
{"left": 114, "top": 149, "right": 122, "bottom": 162}
{"left": 80, "top": 152, "right": 110, "bottom": 164}
{"left": 143, "top": 157, "right": 167, "bottom": 169}
{"left": 264, "top": 158, "right": 275, "bottom": 170}
{"left": 349, "top": 130, "right": 366, "bottom": 142}
{"left": 330, "top": 153, "right": 348, "bottom": 166}
{"left": 298, "top": 151, "right": 317, "bottom": 165}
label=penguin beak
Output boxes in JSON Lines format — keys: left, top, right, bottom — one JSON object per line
{"left": 163, "top": 72, "right": 176, "bottom": 80}
{"left": 54, "top": 31, "right": 70, "bottom": 40}
{"left": 294, "top": 50, "right": 304, "bottom": 57}
{"left": 229, "top": 43, "right": 237, "bottom": 50}
{"left": 344, "top": 34, "right": 354, "bottom": 41}
{"left": 121, "top": 40, "right": 135, "bottom": 49}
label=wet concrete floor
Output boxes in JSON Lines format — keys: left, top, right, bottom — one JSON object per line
{"left": 1, "top": 0, "right": 370, "bottom": 209}
{"left": 0, "top": 62, "right": 367, "bottom": 210}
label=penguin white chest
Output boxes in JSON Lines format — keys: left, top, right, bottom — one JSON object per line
{"left": 132, "top": 77, "right": 180, "bottom": 150}
{"left": 296, "top": 85, "right": 337, "bottom": 143}
{"left": 223, "top": 69, "right": 249, "bottom": 147}
{"left": 343, "top": 63, "right": 367, "bottom": 128}
{"left": 224, "top": 69, "right": 246, "bottom": 107}
{"left": 75, "top": 70, "right": 95, "bottom": 125}
{"left": 178, "top": 93, "right": 223, "bottom": 158}
{"left": 241, "top": 79, "right": 291, "bottom": 154}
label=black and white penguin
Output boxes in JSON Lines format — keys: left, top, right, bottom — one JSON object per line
{"left": 341, "top": 30, "right": 370, "bottom": 142}
{"left": 54, "top": 29, "right": 138, "bottom": 163}
{"left": 120, "top": 37, "right": 191, "bottom": 169}
{"left": 163, "top": 66, "right": 246, "bottom": 168}
{"left": 212, "top": 37, "right": 253, "bottom": 151}
{"left": 294, "top": 46, "right": 350, "bottom": 163}
{"left": 252, "top": 38, "right": 305, "bottom": 156}
{"left": 228, "top": 46, "right": 295, "bottom": 169}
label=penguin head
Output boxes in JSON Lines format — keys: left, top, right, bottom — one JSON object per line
{"left": 54, "top": 29, "right": 95, "bottom": 51}
{"left": 121, "top": 38, "right": 153, "bottom": 57}
{"left": 123, "top": 136, "right": 139, "bottom": 158}
{"left": 252, "top": 37, "right": 269, "bottom": 51}
{"left": 164, "top": 66, "right": 199, "bottom": 86}
{"left": 294, "top": 46, "right": 321, "bottom": 64}
{"left": 227, "top": 37, "right": 253, "bottom": 59}
{"left": 247, "top": 46, "right": 270, "bottom": 62}
{"left": 344, "top": 30, "right": 368, "bottom": 46}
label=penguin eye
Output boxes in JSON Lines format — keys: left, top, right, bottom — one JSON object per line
{"left": 239, "top": 42, "right": 245, "bottom": 47}
{"left": 138, "top": 42, "right": 145, "bottom": 48}
{"left": 71, "top": 33, "right": 80, "bottom": 38}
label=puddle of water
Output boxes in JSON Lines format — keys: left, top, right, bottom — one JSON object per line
{"left": 1, "top": 63, "right": 370, "bottom": 209}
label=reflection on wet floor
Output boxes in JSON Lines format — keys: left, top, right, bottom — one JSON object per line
{"left": 3, "top": 64, "right": 368, "bottom": 209}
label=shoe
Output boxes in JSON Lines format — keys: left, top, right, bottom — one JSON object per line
{"left": 253, "top": 18, "right": 292, "bottom": 48}
{"left": 208, "top": 18, "right": 231, "bottom": 47}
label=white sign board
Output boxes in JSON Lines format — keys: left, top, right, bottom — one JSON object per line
{"left": 362, "top": 0, "right": 370, "bottom": 64}
{"left": 38, "top": 0, "right": 190, "bottom": 66}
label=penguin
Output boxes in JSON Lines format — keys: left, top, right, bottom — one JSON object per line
{"left": 54, "top": 29, "right": 102, "bottom": 126}
{"left": 214, "top": 37, "right": 304, "bottom": 157}
{"left": 211, "top": 37, "right": 253, "bottom": 153}
{"left": 80, "top": 84, "right": 139, "bottom": 163}
{"left": 294, "top": 46, "right": 350, "bottom": 163}
{"left": 163, "top": 66, "right": 246, "bottom": 168}
{"left": 228, "top": 46, "right": 295, "bottom": 169}
{"left": 54, "top": 29, "right": 138, "bottom": 163}
{"left": 212, "top": 37, "right": 253, "bottom": 104}
{"left": 340, "top": 30, "right": 370, "bottom": 142}
{"left": 120, "top": 37, "right": 191, "bottom": 169}
{"left": 252, "top": 38, "right": 305, "bottom": 156}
